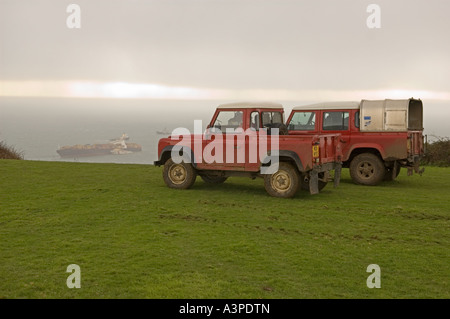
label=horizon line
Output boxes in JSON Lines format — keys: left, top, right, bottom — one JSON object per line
{"left": 1, "top": 80, "right": 450, "bottom": 102}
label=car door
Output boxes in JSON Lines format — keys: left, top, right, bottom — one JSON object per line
{"left": 320, "top": 110, "right": 351, "bottom": 154}
{"left": 202, "top": 109, "right": 246, "bottom": 170}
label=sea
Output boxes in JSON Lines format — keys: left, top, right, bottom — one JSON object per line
{"left": 0, "top": 97, "right": 449, "bottom": 165}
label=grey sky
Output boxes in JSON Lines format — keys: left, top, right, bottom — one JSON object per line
{"left": 1, "top": 0, "right": 450, "bottom": 93}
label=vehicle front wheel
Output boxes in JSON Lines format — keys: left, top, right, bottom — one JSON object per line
{"left": 163, "top": 158, "right": 197, "bottom": 189}
{"left": 264, "top": 162, "right": 300, "bottom": 198}
{"left": 349, "top": 153, "right": 385, "bottom": 186}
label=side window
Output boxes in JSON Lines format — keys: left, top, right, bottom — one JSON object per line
{"left": 323, "top": 111, "right": 349, "bottom": 131}
{"left": 212, "top": 111, "right": 243, "bottom": 131}
{"left": 261, "top": 111, "right": 283, "bottom": 127}
{"left": 355, "top": 111, "right": 360, "bottom": 128}
{"left": 250, "top": 111, "right": 260, "bottom": 130}
{"left": 287, "top": 112, "right": 316, "bottom": 130}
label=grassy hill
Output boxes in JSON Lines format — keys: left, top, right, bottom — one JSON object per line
{"left": 0, "top": 159, "right": 448, "bottom": 298}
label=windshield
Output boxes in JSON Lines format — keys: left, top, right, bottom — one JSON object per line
{"left": 288, "top": 111, "right": 316, "bottom": 130}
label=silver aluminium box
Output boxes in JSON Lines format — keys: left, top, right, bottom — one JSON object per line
{"left": 360, "top": 99, "right": 423, "bottom": 132}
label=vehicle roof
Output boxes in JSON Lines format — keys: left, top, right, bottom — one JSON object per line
{"left": 217, "top": 101, "right": 284, "bottom": 109}
{"left": 292, "top": 101, "right": 360, "bottom": 110}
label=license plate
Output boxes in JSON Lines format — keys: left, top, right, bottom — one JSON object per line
{"left": 312, "top": 145, "right": 319, "bottom": 158}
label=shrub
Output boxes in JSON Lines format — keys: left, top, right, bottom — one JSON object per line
{"left": 0, "top": 141, "right": 24, "bottom": 160}
{"left": 422, "top": 136, "right": 450, "bottom": 167}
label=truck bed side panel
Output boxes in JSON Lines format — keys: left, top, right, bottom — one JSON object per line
{"left": 348, "top": 132, "right": 408, "bottom": 161}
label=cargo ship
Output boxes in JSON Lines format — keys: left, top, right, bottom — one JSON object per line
{"left": 57, "top": 134, "right": 142, "bottom": 158}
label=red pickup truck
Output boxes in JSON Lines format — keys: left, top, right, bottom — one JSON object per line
{"left": 154, "top": 102, "right": 343, "bottom": 198}
{"left": 287, "top": 98, "right": 425, "bottom": 186}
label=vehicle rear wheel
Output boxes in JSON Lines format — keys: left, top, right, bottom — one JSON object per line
{"left": 163, "top": 158, "right": 197, "bottom": 189}
{"left": 349, "top": 153, "right": 385, "bottom": 186}
{"left": 200, "top": 175, "right": 228, "bottom": 184}
{"left": 264, "top": 162, "right": 300, "bottom": 198}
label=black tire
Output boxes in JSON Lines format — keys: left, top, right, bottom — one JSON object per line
{"left": 264, "top": 162, "right": 300, "bottom": 198}
{"left": 349, "top": 153, "right": 385, "bottom": 186}
{"left": 163, "top": 158, "right": 197, "bottom": 189}
{"left": 200, "top": 175, "right": 228, "bottom": 184}
{"left": 384, "top": 167, "right": 401, "bottom": 181}
{"left": 300, "top": 173, "right": 328, "bottom": 192}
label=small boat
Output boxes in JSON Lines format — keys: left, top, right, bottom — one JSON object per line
{"left": 156, "top": 128, "right": 171, "bottom": 135}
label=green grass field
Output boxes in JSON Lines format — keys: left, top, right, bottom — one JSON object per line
{"left": 0, "top": 159, "right": 448, "bottom": 299}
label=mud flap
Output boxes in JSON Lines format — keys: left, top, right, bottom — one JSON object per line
{"left": 407, "top": 158, "right": 425, "bottom": 176}
{"left": 415, "top": 160, "right": 425, "bottom": 176}
{"left": 309, "top": 170, "right": 319, "bottom": 195}
{"left": 334, "top": 164, "right": 342, "bottom": 188}
{"left": 391, "top": 160, "right": 399, "bottom": 179}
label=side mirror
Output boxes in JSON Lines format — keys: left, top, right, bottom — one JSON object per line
{"left": 204, "top": 127, "right": 211, "bottom": 140}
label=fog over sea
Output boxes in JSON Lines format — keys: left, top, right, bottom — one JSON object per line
{"left": 0, "top": 97, "right": 449, "bottom": 165}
